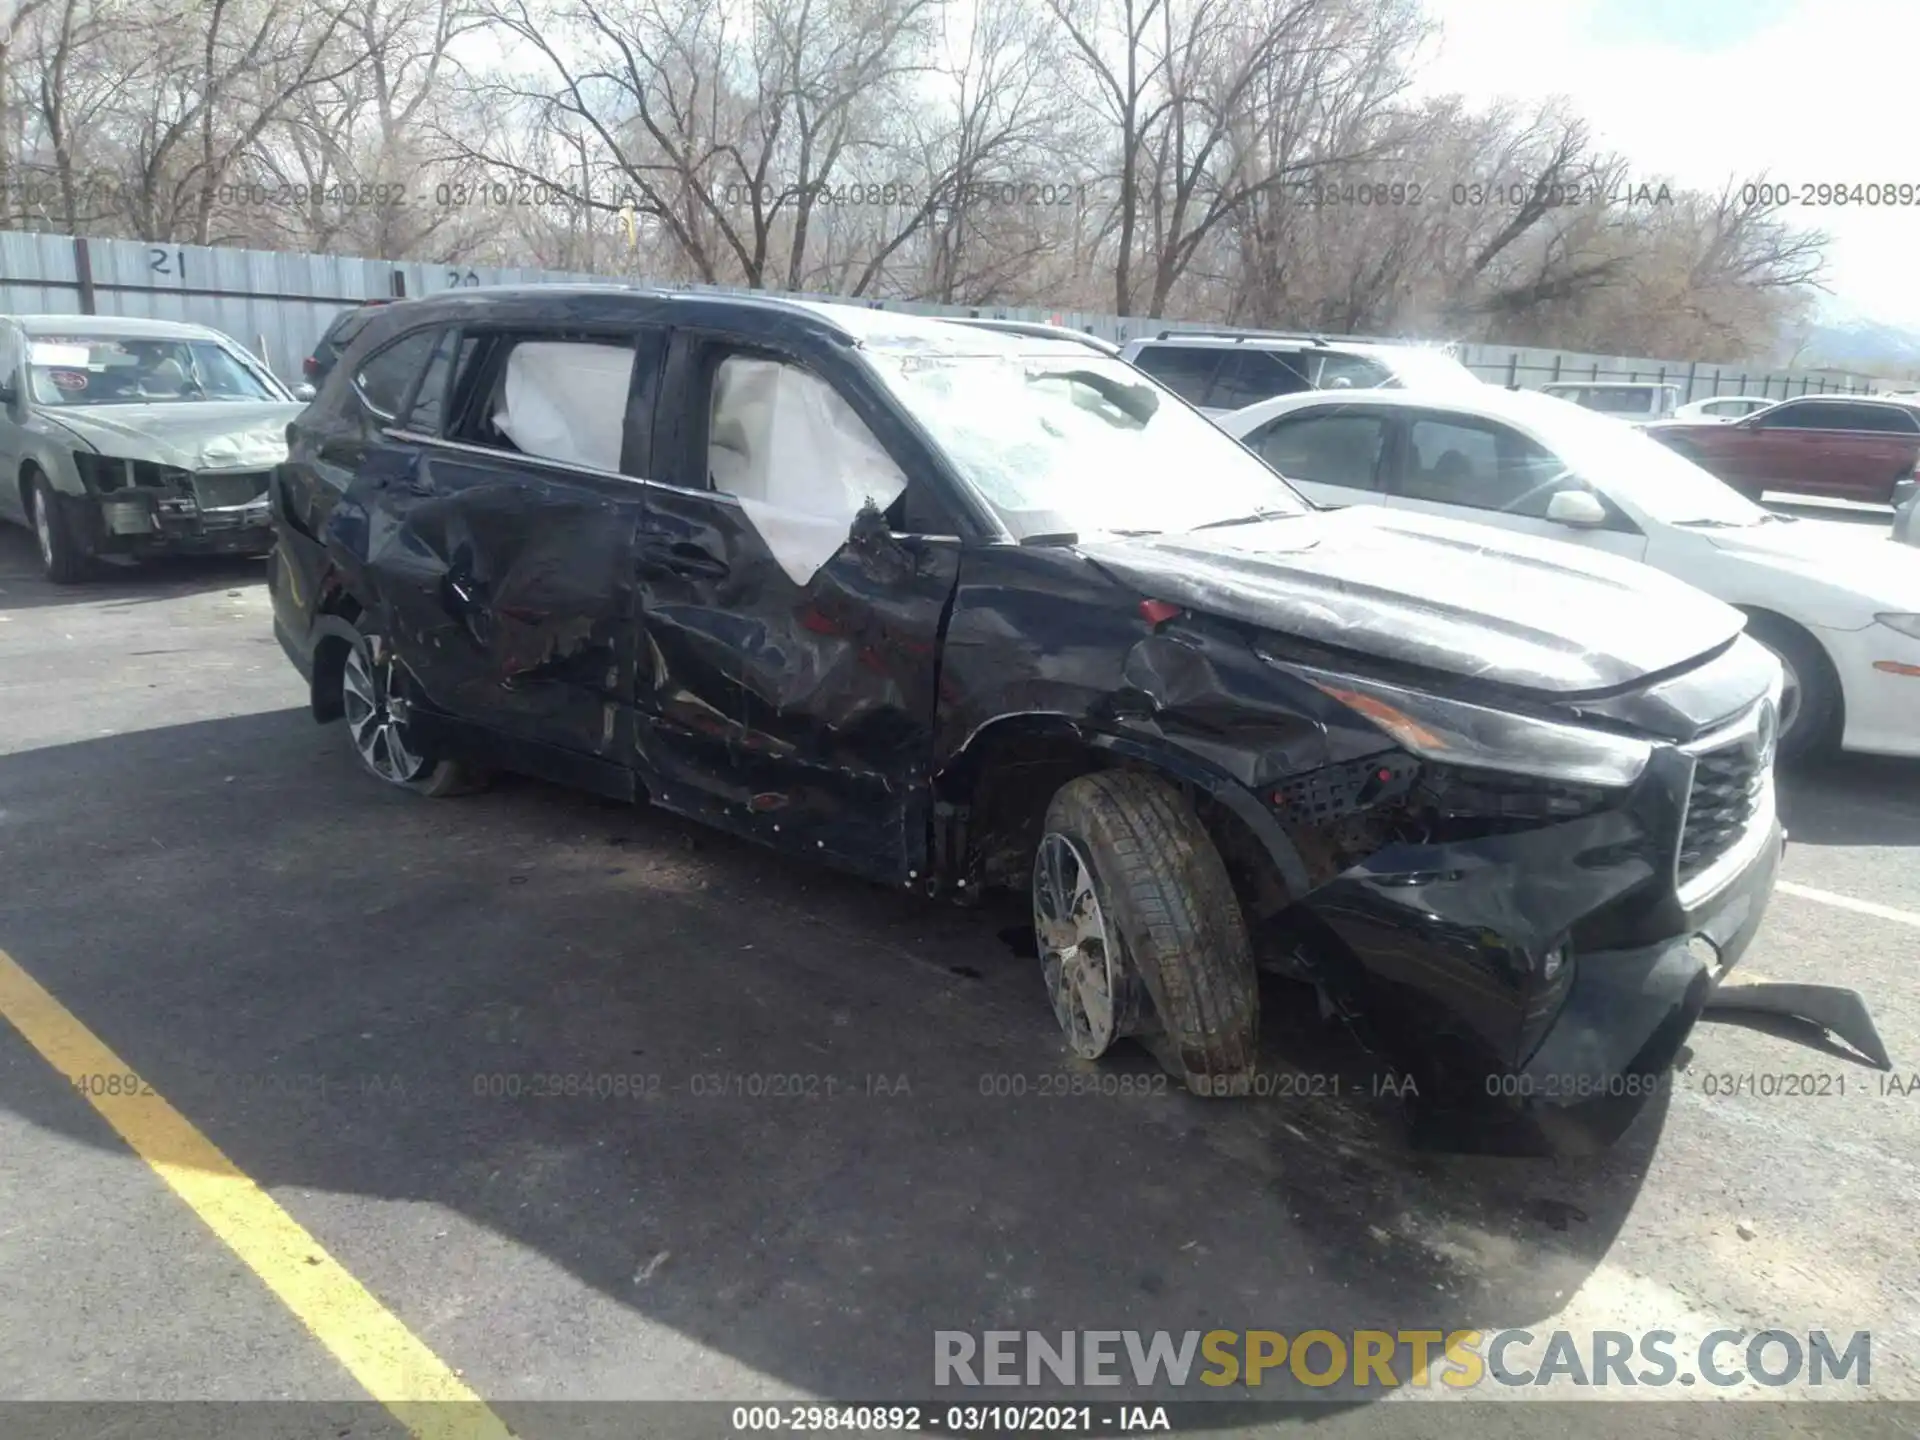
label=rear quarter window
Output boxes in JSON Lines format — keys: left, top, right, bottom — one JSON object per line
{"left": 352, "top": 328, "right": 442, "bottom": 420}
{"left": 1130, "top": 346, "right": 1223, "bottom": 404}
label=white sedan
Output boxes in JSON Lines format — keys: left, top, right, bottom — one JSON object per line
{"left": 1218, "top": 386, "right": 1920, "bottom": 759}
{"left": 1673, "top": 395, "right": 1775, "bottom": 423}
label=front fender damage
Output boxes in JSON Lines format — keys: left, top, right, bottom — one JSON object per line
{"left": 1026, "top": 624, "right": 1887, "bottom": 1154}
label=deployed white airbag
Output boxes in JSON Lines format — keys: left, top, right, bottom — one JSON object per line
{"left": 708, "top": 357, "right": 908, "bottom": 585}
{"left": 493, "top": 341, "right": 633, "bottom": 472}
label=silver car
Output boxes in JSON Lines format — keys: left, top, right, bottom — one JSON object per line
{"left": 1895, "top": 476, "right": 1918, "bottom": 547}
{"left": 0, "top": 315, "right": 304, "bottom": 582}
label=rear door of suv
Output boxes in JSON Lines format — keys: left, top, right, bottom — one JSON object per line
{"left": 313, "top": 317, "right": 664, "bottom": 785}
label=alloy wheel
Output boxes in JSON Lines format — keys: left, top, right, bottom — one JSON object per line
{"left": 1033, "top": 831, "right": 1121, "bottom": 1058}
{"left": 341, "top": 639, "right": 429, "bottom": 785}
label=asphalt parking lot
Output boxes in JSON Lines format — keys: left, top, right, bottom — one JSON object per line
{"left": 0, "top": 509, "right": 1916, "bottom": 1440}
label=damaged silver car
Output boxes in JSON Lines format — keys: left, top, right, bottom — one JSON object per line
{"left": 0, "top": 315, "right": 305, "bottom": 582}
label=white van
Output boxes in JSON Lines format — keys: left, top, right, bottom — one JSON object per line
{"left": 1538, "top": 380, "right": 1681, "bottom": 424}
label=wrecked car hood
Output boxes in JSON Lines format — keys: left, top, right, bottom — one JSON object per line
{"left": 42, "top": 401, "right": 303, "bottom": 470}
{"left": 1080, "top": 507, "right": 1745, "bottom": 695}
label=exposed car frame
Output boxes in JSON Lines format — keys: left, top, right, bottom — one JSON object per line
{"left": 0, "top": 313, "right": 302, "bottom": 581}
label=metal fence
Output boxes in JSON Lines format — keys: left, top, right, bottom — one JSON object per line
{"left": 0, "top": 228, "right": 1876, "bottom": 402}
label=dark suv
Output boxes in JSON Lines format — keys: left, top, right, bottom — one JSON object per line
{"left": 270, "top": 285, "right": 1793, "bottom": 1154}
{"left": 1119, "top": 332, "right": 1485, "bottom": 416}
{"left": 302, "top": 301, "right": 392, "bottom": 387}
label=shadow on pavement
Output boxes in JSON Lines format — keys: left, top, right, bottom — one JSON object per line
{"left": 0, "top": 708, "right": 1668, "bottom": 1415}
{"left": 1778, "top": 752, "right": 1920, "bottom": 848}
{"left": 0, "top": 526, "right": 267, "bottom": 613}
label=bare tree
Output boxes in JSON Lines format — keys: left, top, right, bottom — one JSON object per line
{"left": 0, "top": 0, "right": 1837, "bottom": 366}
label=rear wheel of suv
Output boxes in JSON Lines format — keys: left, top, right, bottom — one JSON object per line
{"left": 29, "top": 472, "right": 89, "bottom": 584}
{"left": 1744, "top": 612, "right": 1838, "bottom": 762}
{"left": 1032, "top": 771, "right": 1258, "bottom": 1095}
{"left": 339, "top": 625, "right": 478, "bottom": 797}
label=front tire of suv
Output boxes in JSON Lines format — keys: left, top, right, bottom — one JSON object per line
{"left": 1743, "top": 612, "right": 1838, "bottom": 762}
{"left": 1033, "top": 771, "right": 1259, "bottom": 1095}
{"left": 339, "top": 626, "right": 479, "bottom": 797}
{"left": 29, "top": 472, "right": 89, "bottom": 584}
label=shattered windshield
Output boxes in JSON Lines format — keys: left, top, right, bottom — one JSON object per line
{"left": 866, "top": 352, "right": 1309, "bottom": 538}
{"left": 25, "top": 335, "right": 280, "bottom": 406}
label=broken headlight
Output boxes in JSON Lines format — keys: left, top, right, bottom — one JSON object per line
{"left": 70, "top": 453, "right": 192, "bottom": 493}
{"left": 71, "top": 451, "right": 133, "bottom": 492}
{"left": 1281, "top": 664, "right": 1652, "bottom": 788}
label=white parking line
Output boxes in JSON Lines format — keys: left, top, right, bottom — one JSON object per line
{"left": 1777, "top": 879, "right": 1920, "bottom": 930}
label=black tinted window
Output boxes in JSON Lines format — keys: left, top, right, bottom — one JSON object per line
{"left": 1313, "top": 353, "right": 1393, "bottom": 390}
{"left": 1130, "top": 346, "right": 1223, "bottom": 403}
{"left": 1834, "top": 403, "right": 1920, "bottom": 433}
{"left": 354, "top": 329, "right": 439, "bottom": 418}
{"left": 1763, "top": 401, "right": 1849, "bottom": 430}
{"left": 1246, "top": 411, "right": 1389, "bottom": 488}
{"left": 1209, "top": 350, "right": 1310, "bottom": 409}
{"left": 1400, "top": 415, "right": 1564, "bottom": 515}
{"left": 402, "top": 330, "right": 468, "bottom": 434}
{"left": 324, "top": 305, "right": 383, "bottom": 352}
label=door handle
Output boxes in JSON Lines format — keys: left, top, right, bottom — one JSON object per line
{"left": 640, "top": 539, "right": 729, "bottom": 580}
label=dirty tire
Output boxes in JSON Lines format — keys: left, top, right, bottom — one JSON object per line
{"left": 30, "top": 473, "right": 89, "bottom": 584}
{"left": 1040, "top": 771, "right": 1258, "bottom": 1096}
{"left": 1743, "top": 612, "right": 1838, "bottom": 762}
{"left": 340, "top": 624, "right": 484, "bottom": 798}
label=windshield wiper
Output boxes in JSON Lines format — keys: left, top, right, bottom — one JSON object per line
{"left": 1189, "top": 507, "right": 1296, "bottom": 531}
{"left": 1671, "top": 518, "right": 1751, "bottom": 529}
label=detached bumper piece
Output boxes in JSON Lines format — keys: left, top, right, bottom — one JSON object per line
{"left": 78, "top": 465, "right": 273, "bottom": 557}
{"left": 1703, "top": 982, "right": 1893, "bottom": 1071}
{"left": 1285, "top": 696, "right": 1856, "bottom": 1156}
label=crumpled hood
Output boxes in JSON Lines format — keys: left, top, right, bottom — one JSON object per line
{"left": 43, "top": 401, "right": 303, "bottom": 470}
{"left": 1704, "top": 521, "right": 1920, "bottom": 609}
{"left": 1080, "top": 507, "right": 1745, "bottom": 695}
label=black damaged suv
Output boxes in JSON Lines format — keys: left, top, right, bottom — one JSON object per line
{"left": 270, "top": 285, "right": 1791, "bottom": 1154}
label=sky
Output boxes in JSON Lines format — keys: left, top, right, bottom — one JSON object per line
{"left": 1416, "top": 0, "right": 1917, "bottom": 331}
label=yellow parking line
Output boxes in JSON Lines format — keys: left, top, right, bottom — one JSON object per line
{"left": 0, "top": 946, "right": 513, "bottom": 1440}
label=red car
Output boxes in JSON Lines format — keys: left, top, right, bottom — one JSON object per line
{"left": 1645, "top": 394, "right": 1920, "bottom": 505}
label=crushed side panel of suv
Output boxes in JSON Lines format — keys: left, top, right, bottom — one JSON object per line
{"left": 269, "top": 287, "right": 1882, "bottom": 1157}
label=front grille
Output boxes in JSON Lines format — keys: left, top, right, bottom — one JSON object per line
{"left": 192, "top": 470, "right": 271, "bottom": 510}
{"left": 1677, "top": 741, "right": 1763, "bottom": 885}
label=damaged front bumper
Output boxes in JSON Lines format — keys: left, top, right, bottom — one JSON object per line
{"left": 1288, "top": 703, "right": 1828, "bottom": 1155}
{"left": 57, "top": 466, "right": 274, "bottom": 558}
